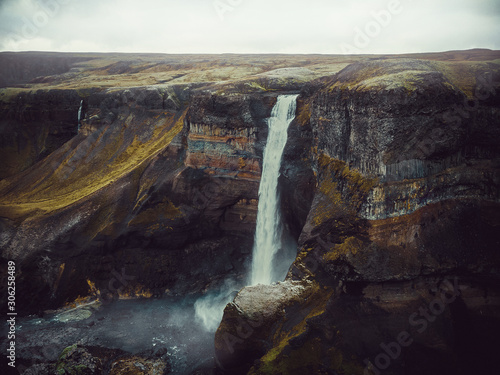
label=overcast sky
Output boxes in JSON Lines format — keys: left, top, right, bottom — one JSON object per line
{"left": 0, "top": 0, "right": 498, "bottom": 54}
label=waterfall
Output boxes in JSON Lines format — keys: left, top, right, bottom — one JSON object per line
{"left": 250, "top": 94, "right": 299, "bottom": 285}
{"left": 77, "top": 100, "right": 83, "bottom": 132}
{"left": 194, "top": 94, "right": 298, "bottom": 332}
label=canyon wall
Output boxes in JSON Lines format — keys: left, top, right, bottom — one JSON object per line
{"left": 0, "top": 81, "right": 279, "bottom": 314}
{"left": 215, "top": 59, "right": 500, "bottom": 375}
{"left": 0, "top": 52, "right": 499, "bottom": 374}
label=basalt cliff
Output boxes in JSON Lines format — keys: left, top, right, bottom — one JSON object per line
{"left": 1, "top": 50, "right": 499, "bottom": 374}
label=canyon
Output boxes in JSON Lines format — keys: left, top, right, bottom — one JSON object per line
{"left": 0, "top": 49, "right": 499, "bottom": 374}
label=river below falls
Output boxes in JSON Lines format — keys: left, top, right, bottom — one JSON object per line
{"left": 2, "top": 296, "right": 217, "bottom": 374}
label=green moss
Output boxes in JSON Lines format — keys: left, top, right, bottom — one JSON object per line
{"left": 58, "top": 344, "right": 77, "bottom": 361}
{"left": 313, "top": 154, "right": 376, "bottom": 226}
{"left": 0, "top": 109, "right": 187, "bottom": 219}
{"left": 76, "top": 88, "right": 92, "bottom": 98}
{"left": 56, "top": 344, "right": 90, "bottom": 375}
{"left": 129, "top": 198, "right": 181, "bottom": 226}
{"left": 323, "top": 57, "right": 499, "bottom": 96}
{"left": 323, "top": 236, "right": 364, "bottom": 262}
{"left": 0, "top": 87, "right": 33, "bottom": 102}
{"left": 296, "top": 101, "right": 311, "bottom": 126}
{"left": 356, "top": 70, "right": 426, "bottom": 93}
{"left": 327, "top": 65, "right": 385, "bottom": 92}
{"left": 258, "top": 337, "right": 323, "bottom": 374}
{"left": 430, "top": 61, "right": 494, "bottom": 98}
{"left": 245, "top": 81, "right": 268, "bottom": 92}
{"left": 250, "top": 284, "right": 334, "bottom": 375}
{"left": 255, "top": 335, "right": 365, "bottom": 375}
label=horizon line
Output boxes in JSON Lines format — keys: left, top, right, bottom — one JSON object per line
{"left": 0, "top": 47, "right": 498, "bottom": 56}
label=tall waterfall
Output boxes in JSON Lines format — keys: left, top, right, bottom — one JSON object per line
{"left": 250, "top": 94, "right": 299, "bottom": 285}
{"left": 194, "top": 94, "right": 298, "bottom": 332}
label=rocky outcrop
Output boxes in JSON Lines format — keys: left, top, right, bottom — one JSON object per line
{"left": 20, "top": 344, "right": 171, "bottom": 375}
{"left": 55, "top": 344, "right": 103, "bottom": 375}
{"left": 185, "top": 92, "right": 276, "bottom": 179}
{"left": 215, "top": 280, "right": 331, "bottom": 374}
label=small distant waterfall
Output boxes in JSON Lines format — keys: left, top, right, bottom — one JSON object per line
{"left": 250, "top": 94, "right": 299, "bottom": 285}
{"left": 77, "top": 100, "right": 83, "bottom": 132}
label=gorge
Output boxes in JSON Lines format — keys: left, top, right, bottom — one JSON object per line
{"left": 0, "top": 50, "right": 499, "bottom": 375}
{"left": 194, "top": 94, "right": 299, "bottom": 334}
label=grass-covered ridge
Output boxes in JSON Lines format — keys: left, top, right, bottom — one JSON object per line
{"left": 325, "top": 57, "right": 500, "bottom": 96}
{"left": 0, "top": 109, "right": 186, "bottom": 219}
{"left": 2, "top": 49, "right": 499, "bottom": 97}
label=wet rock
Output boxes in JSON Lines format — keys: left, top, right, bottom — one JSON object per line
{"left": 55, "top": 344, "right": 102, "bottom": 375}
{"left": 108, "top": 350, "right": 170, "bottom": 375}
{"left": 21, "top": 363, "right": 55, "bottom": 375}
{"left": 215, "top": 280, "right": 317, "bottom": 372}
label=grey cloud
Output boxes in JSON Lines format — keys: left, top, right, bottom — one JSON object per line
{"left": 0, "top": 0, "right": 498, "bottom": 53}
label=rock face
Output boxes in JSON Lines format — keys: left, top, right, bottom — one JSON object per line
{"left": 55, "top": 344, "right": 103, "bottom": 375}
{"left": 21, "top": 344, "right": 171, "bottom": 375}
{"left": 0, "top": 89, "right": 83, "bottom": 179}
{"left": 215, "top": 280, "right": 329, "bottom": 373}
{"left": 0, "top": 82, "right": 277, "bottom": 314}
{"left": 215, "top": 58, "right": 500, "bottom": 374}
{"left": 0, "top": 51, "right": 499, "bottom": 374}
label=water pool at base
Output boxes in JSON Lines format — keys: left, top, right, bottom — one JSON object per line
{"left": 4, "top": 296, "right": 216, "bottom": 374}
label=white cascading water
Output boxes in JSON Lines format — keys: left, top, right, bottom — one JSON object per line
{"left": 194, "top": 94, "right": 299, "bottom": 331}
{"left": 77, "top": 100, "right": 83, "bottom": 132}
{"left": 250, "top": 94, "right": 299, "bottom": 285}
